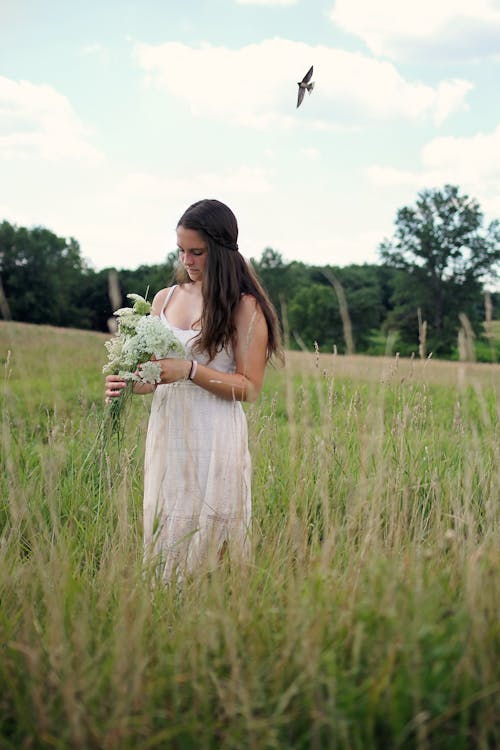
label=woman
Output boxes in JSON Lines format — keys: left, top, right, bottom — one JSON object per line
{"left": 105, "top": 199, "right": 282, "bottom": 579}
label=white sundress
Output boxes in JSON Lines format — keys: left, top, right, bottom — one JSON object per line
{"left": 142, "top": 286, "right": 252, "bottom": 580}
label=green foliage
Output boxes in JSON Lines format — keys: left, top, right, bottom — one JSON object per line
{"left": 251, "top": 248, "right": 310, "bottom": 328}
{"left": 253, "top": 253, "right": 395, "bottom": 353}
{"left": 380, "top": 185, "right": 500, "bottom": 356}
{"left": 2, "top": 198, "right": 499, "bottom": 360}
{"left": 329, "top": 264, "right": 387, "bottom": 350}
{"left": 0, "top": 221, "right": 93, "bottom": 327}
{"left": 288, "top": 283, "right": 341, "bottom": 350}
{"left": 115, "top": 255, "right": 178, "bottom": 307}
{"left": 0, "top": 221, "right": 177, "bottom": 331}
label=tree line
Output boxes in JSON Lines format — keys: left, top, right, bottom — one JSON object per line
{"left": 1, "top": 185, "right": 499, "bottom": 360}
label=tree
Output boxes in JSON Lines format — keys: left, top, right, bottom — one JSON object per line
{"left": 288, "top": 284, "right": 343, "bottom": 350}
{"left": 380, "top": 185, "right": 500, "bottom": 355}
{"left": 287, "top": 265, "right": 387, "bottom": 352}
{"left": 251, "top": 248, "right": 310, "bottom": 331}
{"left": 0, "top": 221, "right": 93, "bottom": 327}
{"left": 327, "top": 264, "right": 387, "bottom": 351}
{"left": 0, "top": 220, "right": 180, "bottom": 331}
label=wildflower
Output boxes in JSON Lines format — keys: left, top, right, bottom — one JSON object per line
{"left": 136, "top": 360, "right": 162, "bottom": 384}
{"left": 102, "top": 291, "right": 185, "bottom": 439}
{"left": 103, "top": 294, "right": 185, "bottom": 383}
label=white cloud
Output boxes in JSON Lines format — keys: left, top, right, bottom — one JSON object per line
{"left": 0, "top": 76, "right": 103, "bottom": 162}
{"left": 48, "top": 166, "right": 273, "bottom": 269}
{"left": 299, "top": 147, "right": 321, "bottom": 160}
{"left": 421, "top": 127, "right": 500, "bottom": 178}
{"left": 330, "top": 0, "right": 500, "bottom": 60}
{"left": 367, "top": 124, "right": 500, "bottom": 219}
{"left": 314, "top": 229, "right": 382, "bottom": 266}
{"left": 367, "top": 166, "right": 422, "bottom": 189}
{"left": 117, "top": 165, "right": 272, "bottom": 200}
{"left": 265, "top": 228, "right": 383, "bottom": 267}
{"left": 0, "top": 154, "right": 388, "bottom": 271}
{"left": 133, "top": 38, "right": 471, "bottom": 128}
{"left": 11, "top": 162, "right": 378, "bottom": 270}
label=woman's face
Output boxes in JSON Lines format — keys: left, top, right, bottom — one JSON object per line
{"left": 176, "top": 225, "right": 208, "bottom": 282}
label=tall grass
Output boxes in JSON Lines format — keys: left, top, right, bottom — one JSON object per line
{"left": 1, "top": 321, "right": 499, "bottom": 749}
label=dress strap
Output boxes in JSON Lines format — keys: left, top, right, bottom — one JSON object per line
{"left": 161, "top": 285, "right": 177, "bottom": 316}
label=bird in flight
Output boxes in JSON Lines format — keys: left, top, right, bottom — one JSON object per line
{"left": 296, "top": 65, "right": 314, "bottom": 109}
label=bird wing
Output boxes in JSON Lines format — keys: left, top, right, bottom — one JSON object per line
{"left": 302, "top": 65, "right": 313, "bottom": 84}
{"left": 296, "top": 86, "right": 305, "bottom": 108}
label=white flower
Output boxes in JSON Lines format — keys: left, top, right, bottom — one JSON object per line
{"left": 102, "top": 293, "right": 185, "bottom": 382}
{"left": 120, "top": 336, "right": 143, "bottom": 369}
{"left": 102, "top": 336, "right": 124, "bottom": 375}
{"left": 134, "top": 316, "right": 185, "bottom": 360}
{"left": 137, "top": 360, "right": 162, "bottom": 384}
{"left": 118, "top": 369, "right": 139, "bottom": 381}
{"left": 113, "top": 308, "right": 142, "bottom": 335}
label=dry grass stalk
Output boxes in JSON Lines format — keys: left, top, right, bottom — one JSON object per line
{"left": 283, "top": 349, "right": 500, "bottom": 391}
{"left": 457, "top": 329, "right": 467, "bottom": 363}
{"left": 108, "top": 269, "right": 122, "bottom": 311}
{"left": 458, "top": 312, "right": 476, "bottom": 362}
{"left": 484, "top": 291, "right": 493, "bottom": 340}
{"left": 417, "top": 307, "right": 427, "bottom": 360}
{"left": 107, "top": 269, "right": 122, "bottom": 333}
{"left": 321, "top": 268, "right": 355, "bottom": 355}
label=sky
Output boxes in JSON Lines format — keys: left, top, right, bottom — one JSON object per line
{"left": 1, "top": 0, "right": 499, "bottom": 273}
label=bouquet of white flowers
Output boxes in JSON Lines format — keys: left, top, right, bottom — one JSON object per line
{"left": 103, "top": 293, "right": 185, "bottom": 434}
{"left": 103, "top": 293, "right": 185, "bottom": 383}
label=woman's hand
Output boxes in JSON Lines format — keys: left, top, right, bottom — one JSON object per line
{"left": 104, "top": 374, "right": 127, "bottom": 402}
{"left": 156, "top": 358, "right": 191, "bottom": 384}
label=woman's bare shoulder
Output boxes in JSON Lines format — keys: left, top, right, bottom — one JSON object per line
{"left": 235, "top": 294, "right": 265, "bottom": 325}
{"left": 151, "top": 287, "right": 173, "bottom": 316}
{"left": 238, "top": 293, "right": 262, "bottom": 312}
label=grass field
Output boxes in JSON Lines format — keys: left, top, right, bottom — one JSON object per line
{"left": 1, "top": 320, "right": 499, "bottom": 749}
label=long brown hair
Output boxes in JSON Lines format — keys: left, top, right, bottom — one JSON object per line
{"left": 176, "top": 199, "right": 282, "bottom": 363}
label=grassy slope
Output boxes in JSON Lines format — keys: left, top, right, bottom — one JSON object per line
{"left": 1, "top": 321, "right": 499, "bottom": 750}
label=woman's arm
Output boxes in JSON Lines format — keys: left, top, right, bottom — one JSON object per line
{"left": 156, "top": 295, "right": 268, "bottom": 403}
